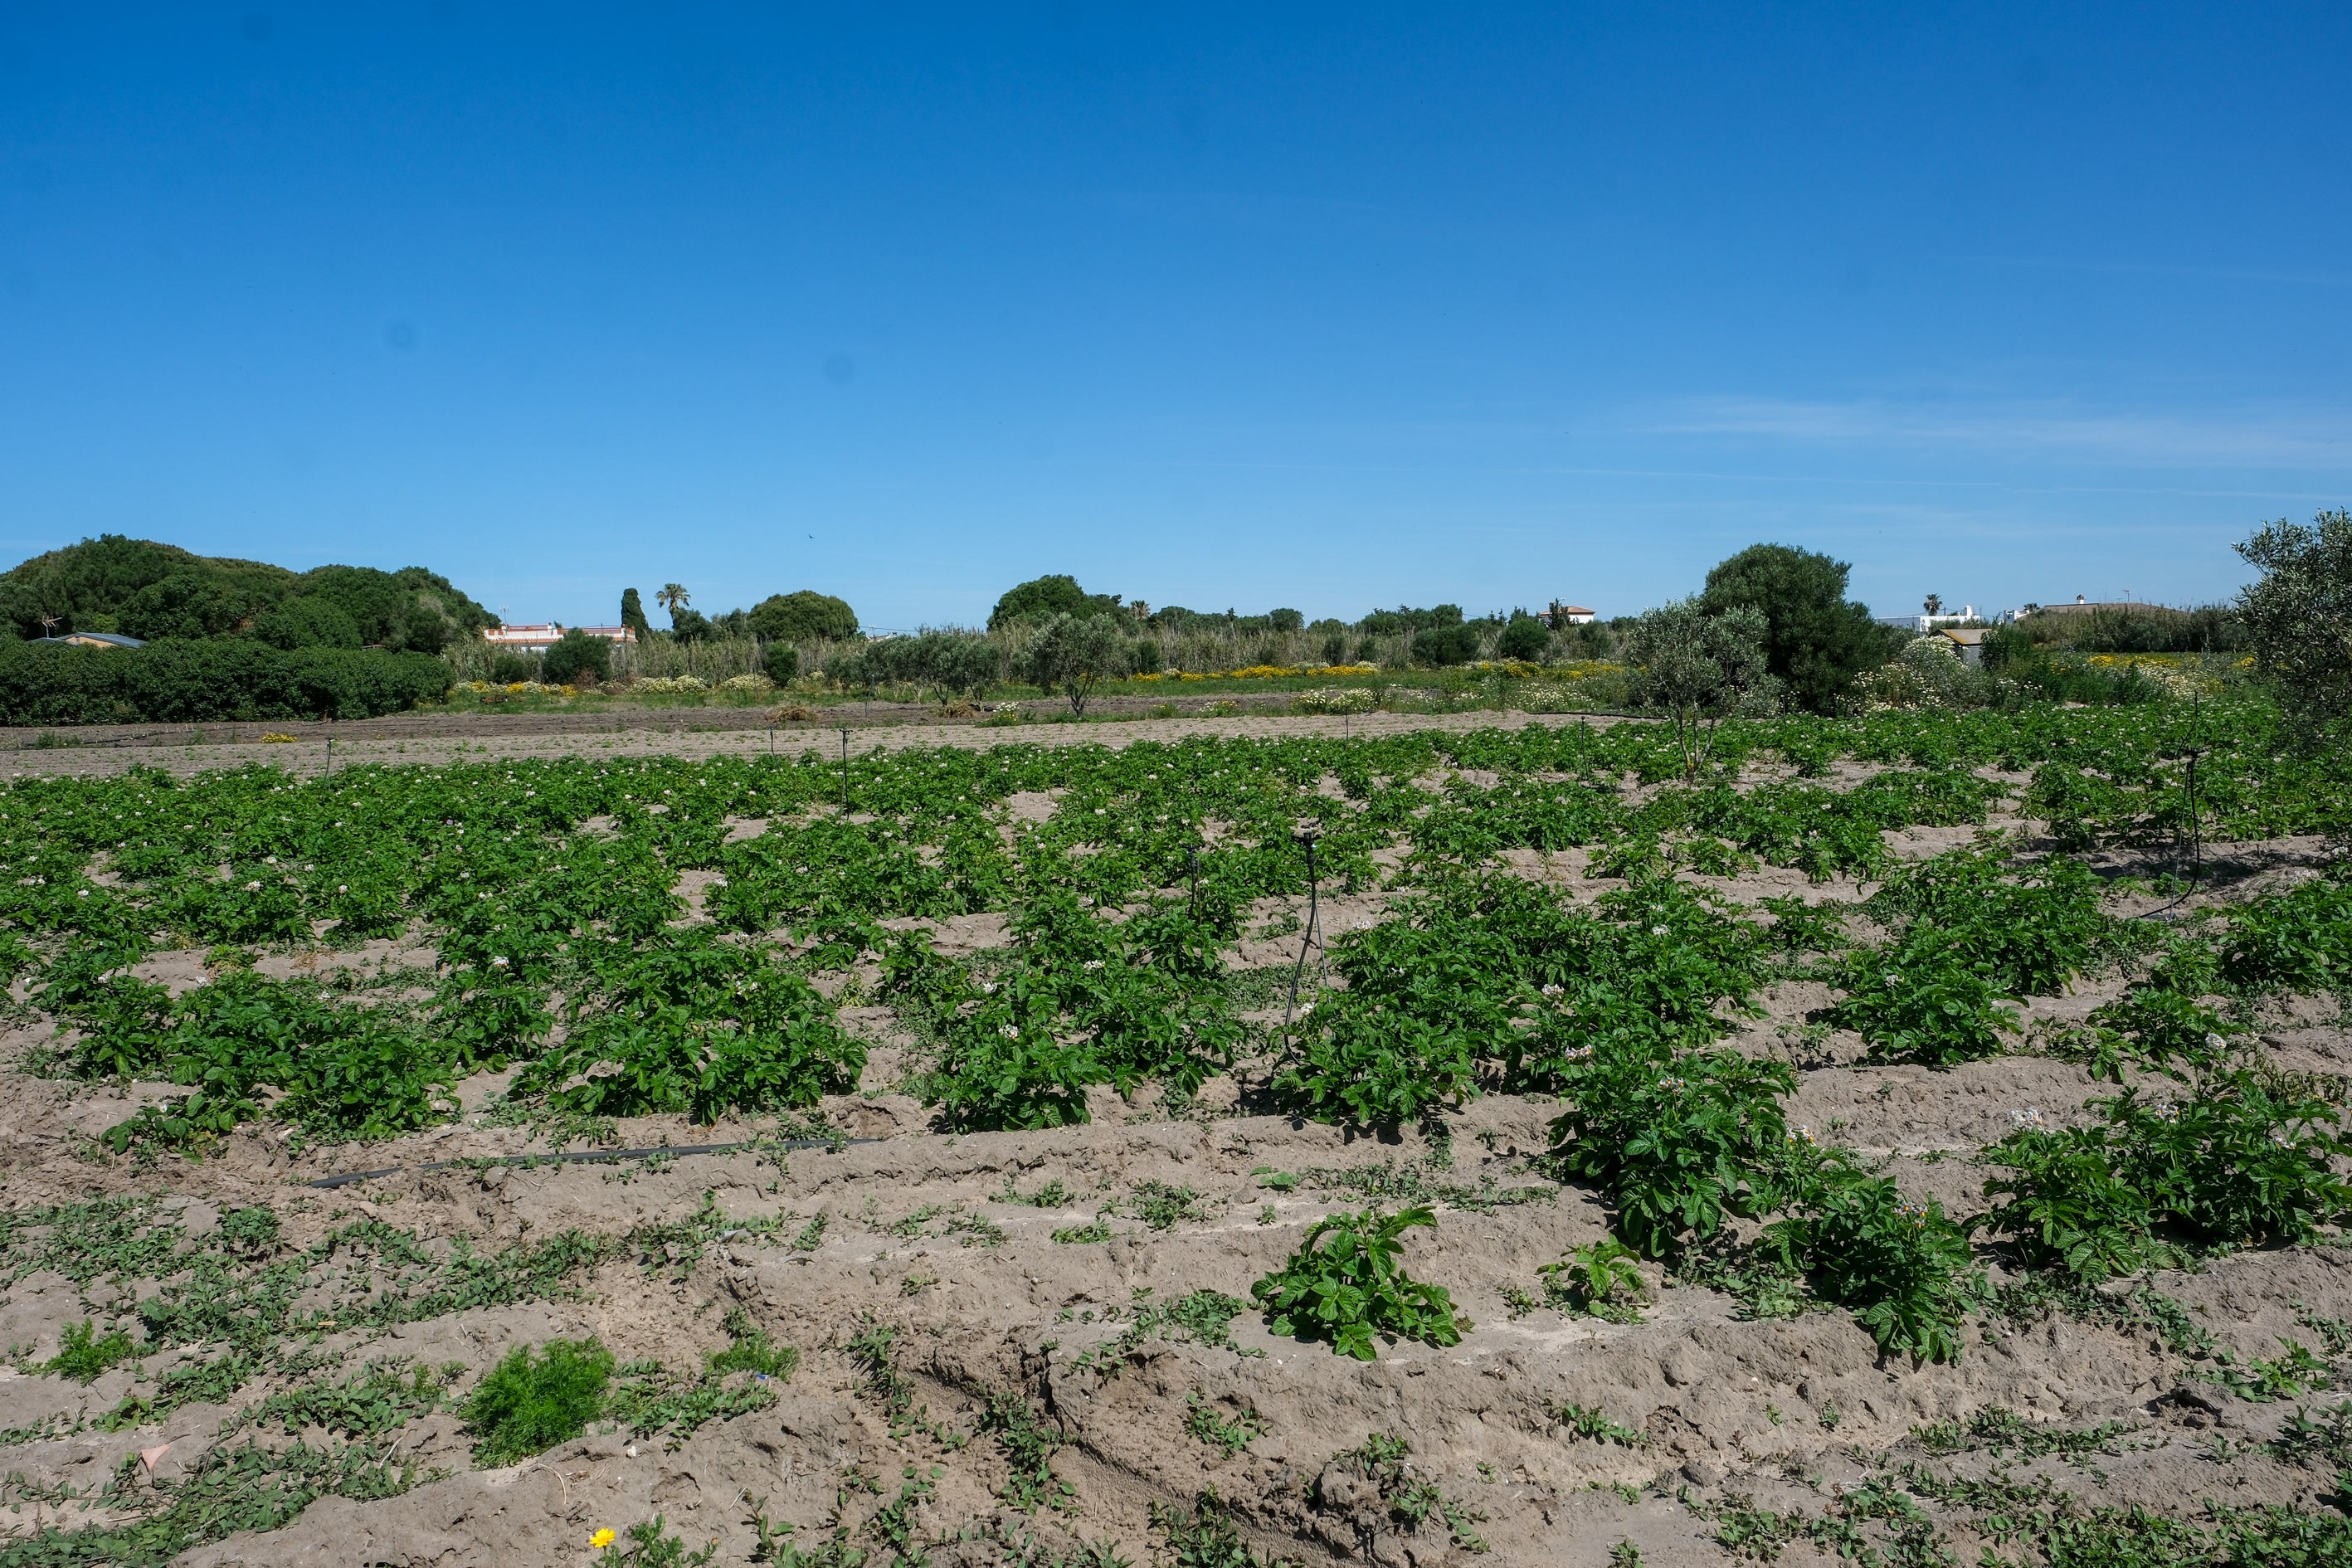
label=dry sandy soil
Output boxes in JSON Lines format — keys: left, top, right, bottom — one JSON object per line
{"left": 0, "top": 717, "right": 2346, "bottom": 1567}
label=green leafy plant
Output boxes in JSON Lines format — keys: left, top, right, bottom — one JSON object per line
{"left": 1250, "top": 1205, "right": 1468, "bottom": 1360}
{"left": 1323, "top": 1433, "right": 1488, "bottom": 1553}
{"left": 515, "top": 935, "right": 864, "bottom": 1124}
{"left": 461, "top": 1337, "right": 614, "bottom": 1467}
{"left": 1537, "top": 1239, "right": 1650, "bottom": 1323}
{"left": 1979, "top": 1072, "right": 2352, "bottom": 1279}
{"left": 1184, "top": 1391, "right": 1266, "bottom": 1458}
{"left": 1765, "top": 1165, "right": 1979, "bottom": 1363}
{"left": 1148, "top": 1488, "right": 1300, "bottom": 1568}
{"left": 596, "top": 1515, "right": 719, "bottom": 1566}
{"left": 1554, "top": 1403, "right": 1646, "bottom": 1446}
{"left": 1975, "top": 1122, "right": 2160, "bottom": 1283}
{"left": 1546, "top": 1047, "right": 1795, "bottom": 1257}
{"left": 981, "top": 1387, "right": 1071, "bottom": 1511}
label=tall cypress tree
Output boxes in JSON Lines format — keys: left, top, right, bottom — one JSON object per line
{"left": 620, "top": 587, "right": 649, "bottom": 635}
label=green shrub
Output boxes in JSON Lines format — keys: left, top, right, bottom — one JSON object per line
{"left": 540, "top": 629, "right": 611, "bottom": 686}
{"left": 1546, "top": 1047, "right": 1795, "bottom": 1257}
{"left": 1251, "top": 1205, "right": 1468, "bottom": 1360}
{"left": 1410, "top": 621, "right": 1480, "bottom": 666}
{"left": 1497, "top": 614, "right": 1551, "bottom": 662}
{"left": 462, "top": 1338, "right": 614, "bottom": 1467}
{"left": 748, "top": 588, "right": 859, "bottom": 643}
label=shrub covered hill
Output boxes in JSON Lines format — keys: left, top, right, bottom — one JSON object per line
{"left": 0, "top": 535, "right": 494, "bottom": 726}
{"left": 0, "top": 533, "right": 494, "bottom": 653}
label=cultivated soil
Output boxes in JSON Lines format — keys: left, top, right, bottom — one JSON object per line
{"left": 1, "top": 716, "right": 2346, "bottom": 1567}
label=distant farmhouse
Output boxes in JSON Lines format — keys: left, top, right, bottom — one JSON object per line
{"left": 1546, "top": 601, "right": 1596, "bottom": 626}
{"left": 485, "top": 623, "right": 639, "bottom": 655}
{"left": 1877, "top": 604, "right": 1983, "bottom": 635}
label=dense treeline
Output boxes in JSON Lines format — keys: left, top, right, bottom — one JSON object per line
{"left": 0, "top": 640, "right": 453, "bottom": 726}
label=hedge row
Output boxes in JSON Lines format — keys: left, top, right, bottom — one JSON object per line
{"left": 0, "top": 640, "right": 454, "bottom": 726}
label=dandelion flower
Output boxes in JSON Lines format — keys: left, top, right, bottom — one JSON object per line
{"left": 591, "top": 1527, "right": 616, "bottom": 1549}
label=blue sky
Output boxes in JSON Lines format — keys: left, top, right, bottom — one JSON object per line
{"left": 2, "top": 3, "right": 2347, "bottom": 631}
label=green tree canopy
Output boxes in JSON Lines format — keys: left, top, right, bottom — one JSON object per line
{"left": 1627, "top": 597, "right": 1780, "bottom": 777}
{"left": 747, "top": 589, "right": 859, "bottom": 644}
{"left": 989, "top": 574, "right": 1121, "bottom": 631}
{"left": 2236, "top": 508, "right": 2352, "bottom": 743}
{"left": 1700, "top": 543, "right": 1892, "bottom": 714}
{"left": 1497, "top": 611, "right": 1552, "bottom": 662}
{"left": 1020, "top": 612, "right": 1126, "bottom": 715}
{"left": 620, "top": 587, "right": 650, "bottom": 635}
{"left": 0, "top": 534, "right": 492, "bottom": 650}
{"left": 251, "top": 595, "right": 363, "bottom": 650}
{"left": 1359, "top": 603, "right": 1463, "bottom": 638}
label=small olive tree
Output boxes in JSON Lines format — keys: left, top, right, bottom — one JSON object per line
{"left": 2236, "top": 509, "right": 2352, "bottom": 745}
{"left": 1627, "top": 598, "right": 1779, "bottom": 777}
{"left": 1021, "top": 612, "right": 1126, "bottom": 716}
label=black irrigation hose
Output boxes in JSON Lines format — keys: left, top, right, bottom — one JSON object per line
{"left": 306, "top": 1134, "right": 883, "bottom": 1190}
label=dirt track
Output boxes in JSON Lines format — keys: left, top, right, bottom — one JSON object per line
{"left": 0, "top": 708, "right": 1636, "bottom": 780}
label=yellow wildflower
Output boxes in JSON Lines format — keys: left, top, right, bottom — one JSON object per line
{"left": 592, "top": 1527, "right": 616, "bottom": 1549}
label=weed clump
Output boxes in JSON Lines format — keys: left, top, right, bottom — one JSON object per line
{"left": 44, "top": 1319, "right": 138, "bottom": 1382}
{"left": 462, "top": 1337, "right": 614, "bottom": 1467}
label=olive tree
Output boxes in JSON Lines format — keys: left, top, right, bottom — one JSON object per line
{"left": 2236, "top": 509, "right": 2352, "bottom": 744}
{"left": 1020, "top": 612, "right": 1125, "bottom": 716}
{"left": 1626, "top": 598, "right": 1779, "bottom": 777}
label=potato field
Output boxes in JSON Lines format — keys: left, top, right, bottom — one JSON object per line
{"left": 2, "top": 704, "right": 2350, "bottom": 1567}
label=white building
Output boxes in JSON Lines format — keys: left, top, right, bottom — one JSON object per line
{"left": 485, "top": 623, "right": 638, "bottom": 654}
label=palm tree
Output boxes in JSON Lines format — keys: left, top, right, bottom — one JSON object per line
{"left": 1922, "top": 593, "right": 1944, "bottom": 616}
{"left": 655, "top": 583, "right": 691, "bottom": 621}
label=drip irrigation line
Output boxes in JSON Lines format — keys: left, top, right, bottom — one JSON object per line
{"left": 307, "top": 1134, "right": 881, "bottom": 1190}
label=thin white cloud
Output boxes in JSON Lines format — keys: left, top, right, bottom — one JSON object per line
{"left": 1652, "top": 396, "right": 2352, "bottom": 468}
